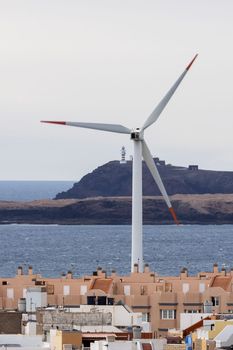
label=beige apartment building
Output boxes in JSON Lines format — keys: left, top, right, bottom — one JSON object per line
{"left": 0, "top": 264, "right": 233, "bottom": 336}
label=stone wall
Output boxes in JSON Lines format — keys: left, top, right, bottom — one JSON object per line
{"left": 37, "top": 309, "right": 112, "bottom": 332}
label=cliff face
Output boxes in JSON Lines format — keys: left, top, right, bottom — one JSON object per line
{"left": 55, "top": 160, "right": 233, "bottom": 199}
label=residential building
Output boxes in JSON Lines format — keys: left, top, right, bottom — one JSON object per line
{"left": 1, "top": 263, "right": 233, "bottom": 337}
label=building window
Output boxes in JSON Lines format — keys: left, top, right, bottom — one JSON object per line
{"left": 199, "top": 283, "right": 205, "bottom": 293}
{"left": 142, "top": 313, "right": 150, "bottom": 322}
{"left": 7, "top": 288, "right": 14, "bottom": 299}
{"left": 124, "top": 285, "right": 130, "bottom": 296}
{"left": 182, "top": 283, "right": 189, "bottom": 294}
{"left": 185, "top": 310, "right": 199, "bottom": 313}
{"left": 140, "top": 285, "right": 148, "bottom": 295}
{"left": 63, "top": 285, "right": 70, "bottom": 296}
{"left": 211, "top": 296, "right": 219, "bottom": 306}
{"left": 80, "top": 285, "right": 87, "bottom": 295}
{"left": 160, "top": 309, "right": 176, "bottom": 319}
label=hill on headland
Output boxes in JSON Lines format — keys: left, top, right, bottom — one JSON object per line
{"left": 55, "top": 160, "right": 233, "bottom": 199}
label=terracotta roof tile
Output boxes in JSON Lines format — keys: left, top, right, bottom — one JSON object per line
{"left": 210, "top": 276, "right": 231, "bottom": 290}
{"left": 142, "top": 344, "right": 152, "bottom": 350}
{"left": 91, "top": 278, "right": 113, "bottom": 293}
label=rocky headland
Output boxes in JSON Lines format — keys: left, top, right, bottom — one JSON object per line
{"left": 0, "top": 194, "right": 233, "bottom": 225}
{"left": 55, "top": 160, "right": 233, "bottom": 199}
{"left": 1, "top": 160, "right": 233, "bottom": 224}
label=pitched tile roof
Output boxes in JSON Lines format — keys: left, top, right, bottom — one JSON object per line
{"left": 210, "top": 276, "right": 232, "bottom": 290}
{"left": 91, "top": 278, "right": 113, "bottom": 293}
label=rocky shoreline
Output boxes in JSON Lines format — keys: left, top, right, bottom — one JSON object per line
{"left": 0, "top": 194, "right": 233, "bottom": 225}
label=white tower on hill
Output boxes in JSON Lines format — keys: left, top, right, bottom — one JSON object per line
{"left": 120, "top": 146, "right": 127, "bottom": 164}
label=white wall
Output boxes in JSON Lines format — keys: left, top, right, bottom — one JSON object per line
{"left": 50, "top": 329, "right": 57, "bottom": 350}
{"left": 0, "top": 334, "right": 44, "bottom": 346}
{"left": 214, "top": 325, "right": 233, "bottom": 348}
{"left": 79, "top": 305, "right": 142, "bottom": 327}
{"left": 26, "top": 288, "right": 47, "bottom": 312}
{"left": 91, "top": 339, "right": 166, "bottom": 350}
{"left": 24, "top": 321, "right": 37, "bottom": 336}
{"left": 180, "top": 313, "right": 212, "bottom": 331}
{"left": 91, "top": 340, "right": 135, "bottom": 350}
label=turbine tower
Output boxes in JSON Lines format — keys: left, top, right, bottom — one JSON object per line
{"left": 41, "top": 54, "right": 198, "bottom": 273}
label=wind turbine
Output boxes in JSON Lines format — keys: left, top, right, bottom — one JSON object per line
{"left": 41, "top": 54, "right": 198, "bottom": 273}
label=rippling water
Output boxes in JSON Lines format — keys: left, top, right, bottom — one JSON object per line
{"left": 0, "top": 224, "right": 233, "bottom": 278}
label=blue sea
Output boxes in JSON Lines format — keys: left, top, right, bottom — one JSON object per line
{"left": 0, "top": 224, "right": 232, "bottom": 278}
{"left": 0, "top": 182, "right": 232, "bottom": 279}
{"left": 0, "top": 181, "right": 74, "bottom": 201}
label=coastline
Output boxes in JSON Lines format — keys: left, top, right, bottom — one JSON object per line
{"left": 0, "top": 194, "right": 233, "bottom": 225}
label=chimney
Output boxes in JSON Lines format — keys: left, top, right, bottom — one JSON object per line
{"left": 144, "top": 264, "right": 150, "bottom": 273}
{"left": 66, "top": 271, "right": 73, "bottom": 279}
{"left": 28, "top": 266, "right": 33, "bottom": 275}
{"left": 180, "top": 267, "right": 188, "bottom": 279}
{"left": 17, "top": 266, "right": 23, "bottom": 276}
{"left": 221, "top": 267, "right": 226, "bottom": 276}
{"left": 133, "top": 263, "right": 139, "bottom": 273}
{"left": 213, "top": 263, "right": 218, "bottom": 274}
{"left": 111, "top": 270, "right": 117, "bottom": 277}
{"left": 97, "top": 266, "right": 102, "bottom": 276}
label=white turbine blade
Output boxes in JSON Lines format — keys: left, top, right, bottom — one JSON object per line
{"left": 142, "top": 54, "right": 198, "bottom": 130}
{"left": 41, "top": 120, "right": 131, "bottom": 134}
{"left": 142, "top": 140, "right": 179, "bottom": 224}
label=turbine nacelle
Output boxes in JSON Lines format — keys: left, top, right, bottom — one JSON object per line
{"left": 130, "top": 128, "right": 144, "bottom": 141}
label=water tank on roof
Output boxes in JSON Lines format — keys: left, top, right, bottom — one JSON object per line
{"left": 107, "top": 297, "right": 114, "bottom": 305}
{"left": 132, "top": 326, "right": 142, "bottom": 339}
{"left": 87, "top": 296, "right": 96, "bottom": 305}
{"left": 97, "top": 296, "right": 107, "bottom": 305}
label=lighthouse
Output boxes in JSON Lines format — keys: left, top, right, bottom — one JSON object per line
{"left": 120, "top": 146, "right": 127, "bottom": 164}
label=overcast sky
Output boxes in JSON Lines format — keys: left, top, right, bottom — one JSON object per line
{"left": 0, "top": 0, "right": 232, "bottom": 180}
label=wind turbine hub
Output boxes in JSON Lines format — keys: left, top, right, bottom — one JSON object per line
{"left": 131, "top": 128, "right": 143, "bottom": 141}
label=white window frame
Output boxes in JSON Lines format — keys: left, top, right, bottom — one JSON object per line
{"left": 199, "top": 283, "right": 205, "bottom": 293}
{"left": 182, "top": 283, "right": 190, "bottom": 294}
{"left": 63, "top": 285, "right": 70, "bottom": 296}
{"left": 185, "top": 309, "right": 199, "bottom": 313}
{"left": 124, "top": 285, "right": 130, "bottom": 296}
{"left": 161, "top": 309, "right": 176, "bottom": 319}
{"left": 7, "top": 288, "right": 14, "bottom": 299}
{"left": 80, "top": 285, "right": 87, "bottom": 296}
{"left": 212, "top": 296, "right": 219, "bottom": 306}
{"left": 142, "top": 312, "right": 149, "bottom": 322}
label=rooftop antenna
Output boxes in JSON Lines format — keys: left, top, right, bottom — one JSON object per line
{"left": 41, "top": 54, "right": 198, "bottom": 273}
